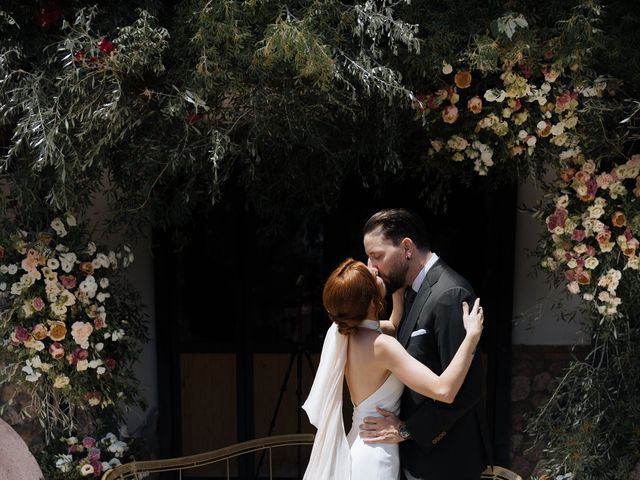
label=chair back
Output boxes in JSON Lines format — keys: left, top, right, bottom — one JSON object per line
{"left": 101, "top": 433, "right": 314, "bottom": 480}
{"left": 481, "top": 465, "right": 523, "bottom": 480}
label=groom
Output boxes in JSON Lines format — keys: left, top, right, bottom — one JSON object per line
{"left": 361, "top": 208, "right": 492, "bottom": 480}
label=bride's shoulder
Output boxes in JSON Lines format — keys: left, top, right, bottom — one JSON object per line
{"left": 372, "top": 332, "right": 402, "bottom": 357}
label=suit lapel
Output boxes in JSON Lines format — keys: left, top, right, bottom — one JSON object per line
{"left": 398, "top": 259, "right": 445, "bottom": 347}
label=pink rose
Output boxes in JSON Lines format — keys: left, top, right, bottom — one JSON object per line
{"left": 90, "top": 459, "right": 102, "bottom": 475}
{"left": 89, "top": 458, "right": 102, "bottom": 477}
{"left": 14, "top": 326, "right": 30, "bottom": 343}
{"left": 467, "top": 96, "right": 482, "bottom": 114}
{"left": 441, "top": 105, "right": 459, "bottom": 124}
{"left": 571, "top": 229, "right": 586, "bottom": 242}
{"left": 586, "top": 179, "right": 598, "bottom": 196}
{"left": 59, "top": 275, "right": 77, "bottom": 289}
{"left": 556, "top": 92, "right": 572, "bottom": 111}
{"left": 82, "top": 437, "right": 96, "bottom": 449}
{"left": 68, "top": 444, "right": 81, "bottom": 454}
{"left": 31, "top": 297, "right": 45, "bottom": 312}
{"left": 49, "top": 342, "right": 65, "bottom": 360}
{"left": 596, "top": 173, "right": 614, "bottom": 189}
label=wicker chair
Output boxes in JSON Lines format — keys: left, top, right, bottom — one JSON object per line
{"left": 481, "top": 465, "right": 523, "bottom": 480}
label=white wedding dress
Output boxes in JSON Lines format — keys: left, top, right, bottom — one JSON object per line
{"left": 303, "top": 320, "right": 404, "bottom": 480}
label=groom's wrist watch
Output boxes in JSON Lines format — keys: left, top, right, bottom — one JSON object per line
{"left": 398, "top": 422, "right": 411, "bottom": 440}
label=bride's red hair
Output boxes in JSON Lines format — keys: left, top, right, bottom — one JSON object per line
{"left": 323, "top": 258, "right": 385, "bottom": 335}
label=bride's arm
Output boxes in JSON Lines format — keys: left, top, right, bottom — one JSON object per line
{"left": 376, "top": 299, "right": 483, "bottom": 403}
{"left": 379, "top": 287, "right": 406, "bottom": 336}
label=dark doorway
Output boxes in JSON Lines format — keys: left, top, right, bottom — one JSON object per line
{"left": 153, "top": 175, "right": 515, "bottom": 477}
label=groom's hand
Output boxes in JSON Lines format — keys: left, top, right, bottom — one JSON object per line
{"left": 359, "top": 407, "right": 405, "bottom": 444}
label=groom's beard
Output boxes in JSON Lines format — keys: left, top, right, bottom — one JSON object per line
{"left": 382, "top": 259, "right": 409, "bottom": 294}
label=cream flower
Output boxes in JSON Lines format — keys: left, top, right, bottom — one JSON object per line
{"left": 53, "top": 375, "right": 70, "bottom": 389}
{"left": 51, "top": 218, "right": 67, "bottom": 238}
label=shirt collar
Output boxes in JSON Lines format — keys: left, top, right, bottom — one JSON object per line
{"left": 411, "top": 252, "right": 439, "bottom": 293}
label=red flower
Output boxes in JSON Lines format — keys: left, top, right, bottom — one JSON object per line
{"left": 560, "top": 168, "right": 576, "bottom": 183}
{"left": 35, "top": 5, "right": 63, "bottom": 31}
{"left": 84, "top": 391, "right": 103, "bottom": 406}
{"left": 105, "top": 358, "right": 117, "bottom": 370}
{"left": 97, "top": 38, "right": 114, "bottom": 54}
{"left": 186, "top": 112, "right": 202, "bottom": 125}
{"left": 571, "top": 229, "right": 586, "bottom": 242}
{"left": 426, "top": 94, "right": 441, "bottom": 110}
{"left": 73, "top": 50, "right": 85, "bottom": 61}
{"left": 71, "top": 347, "right": 89, "bottom": 364}
{"left": 576, "top": 269, "right": 591, "bottom": 285}
{"left": 412, "top": 94, "right": 428, "bottom": 112}
{"left": 518, "top": 63, "right": 533, "bottom": 79}
{"left": 14, "top": 326, "right": 30, "bottom": 343}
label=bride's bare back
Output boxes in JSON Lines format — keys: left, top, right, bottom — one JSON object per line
{"left": 345, "top": 328, "right": 390, "bottom": 406}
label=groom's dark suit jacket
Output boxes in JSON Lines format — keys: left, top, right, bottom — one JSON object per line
{"left": 398, "top": 259, "right": 492, "bottom": 480}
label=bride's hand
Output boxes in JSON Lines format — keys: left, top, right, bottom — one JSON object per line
{"left": 391, "top": 285, "right": 407, "bottom": 299}
{"left": 462, "top": 298, "right": 483, "bottom": 338}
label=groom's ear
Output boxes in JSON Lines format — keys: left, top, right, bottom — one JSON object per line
{"left": 401, "top": 238, "right": 413, "bottom": 257}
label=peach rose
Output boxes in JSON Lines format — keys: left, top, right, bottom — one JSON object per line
{"left": 49, "top": 321, "right": 67, "bottom": 341}
{"left": 454, "top": 71, "right": 472, "bottom": 89}
{"left": 32, "top": 323, "right": 48, "bottom": 340}
{"left": 611, "top": 211, "right": 626, "bottom": 228}
{"left": 79, "top": 262, "right": 94, "bottom": 275}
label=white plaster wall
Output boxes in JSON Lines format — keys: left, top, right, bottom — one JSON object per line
{"left": 86, "top": 197, "right": 158, "bottom": 436}
{"left": 511, "top": 179, "right": 590, "bottom": 345}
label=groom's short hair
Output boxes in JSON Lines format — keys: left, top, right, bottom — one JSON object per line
{"left": 363, "top": 208, "right": 431, "bottom": 252}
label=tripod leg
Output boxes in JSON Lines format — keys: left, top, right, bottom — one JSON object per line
{"left": 304, "top": 351, "right": 316, "bottom": 376}
{"left": 256, "top": 352, "right": 296, "bottom": 478}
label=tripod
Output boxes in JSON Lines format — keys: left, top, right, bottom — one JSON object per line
{"left": 255, "top": 344, "right": 316, "bottom": 478}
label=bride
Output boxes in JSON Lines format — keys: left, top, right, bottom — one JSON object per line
{"left": 302, "top": 258, "right": 483, "bottom": 480}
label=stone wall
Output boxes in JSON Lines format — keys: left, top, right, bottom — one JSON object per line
{"left": 509, "top": 345, "right": 590, "bottom": 479}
